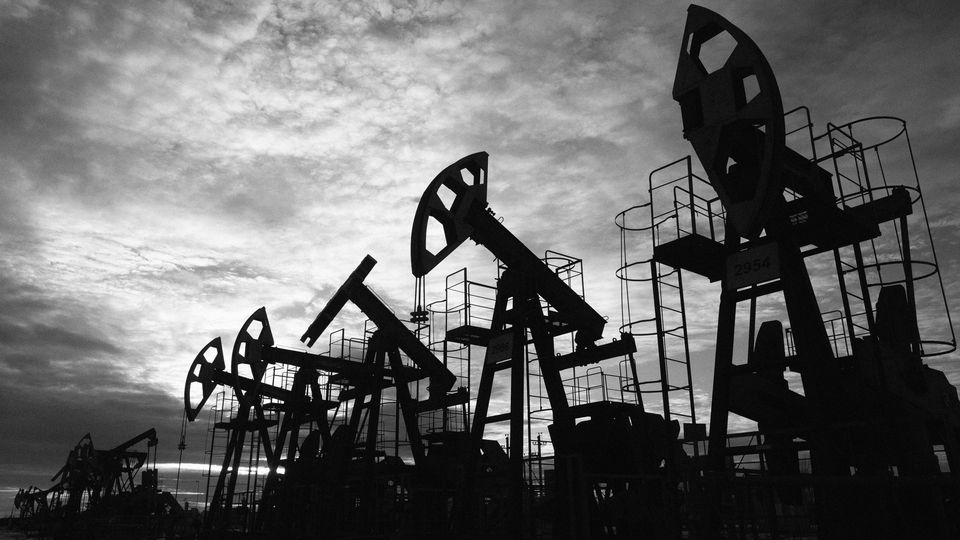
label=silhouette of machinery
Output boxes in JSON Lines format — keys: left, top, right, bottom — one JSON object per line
{"left": 177, "top": 4, "right": 960, "bottom": 540}
{"left": 183, "top": 155, "right": 679, "bottom": 538}
{"left": 412, "top": 152, "right": 681, "bottom": 538}
{"left": 14, "top": 429, "right": 183, "bottom": 538}
{"left": 645, "top": 4, "right": 960, "bottom": 539}
{"left": 184, "top": 259, "right": 471, "bottom": 537}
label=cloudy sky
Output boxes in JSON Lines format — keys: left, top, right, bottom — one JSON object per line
{"left": 3, "top": 0, "right": 960, "bottom": 512}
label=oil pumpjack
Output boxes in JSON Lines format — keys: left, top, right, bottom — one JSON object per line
{"left": 641, "top": 4, "right": 960, "bottom": 539}
{"left": 411, "top": 152, "right": 681, "bottom": 538}
{"left": 179, "top": 4, "right": 960, "bottom": 539}
{"left": 184, "top": 270, "right": 468, "bottom": 537}
{"left": 14, "top": 429, "right": 184, "bottom": 539}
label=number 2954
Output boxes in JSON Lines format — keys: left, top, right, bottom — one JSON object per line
{"left": 733, "top": 256, "right": 772, "bottom": 277}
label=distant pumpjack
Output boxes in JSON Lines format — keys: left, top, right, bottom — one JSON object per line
{"left": 185, "top": 258, "right": 468, "bottom": 537}
{"left": 16, "top": 428, "right": 177, "bottom": 538}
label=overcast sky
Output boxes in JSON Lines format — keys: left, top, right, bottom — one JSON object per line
{"left": 2, "top": 0, "right": 960, "bottom": 512}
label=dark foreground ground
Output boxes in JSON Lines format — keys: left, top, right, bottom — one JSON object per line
{"left": 0, "top": 527, "right": 28, "bottom": 539}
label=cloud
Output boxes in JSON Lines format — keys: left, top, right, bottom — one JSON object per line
{"left": 2, "top": 0, "right": 960, "bottom": 514}
{"left": 0, "top": 263, "right": 190, "bottom": 496}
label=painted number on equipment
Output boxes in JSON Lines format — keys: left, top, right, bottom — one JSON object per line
{"left": 727, "top": 244, "right": 779, "bottom": 290}
{"left": 486, "top": 332, "right": 513, "bottom": 364}
{"left": 733, "top": 257, "right": 771, "bottom": 276}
